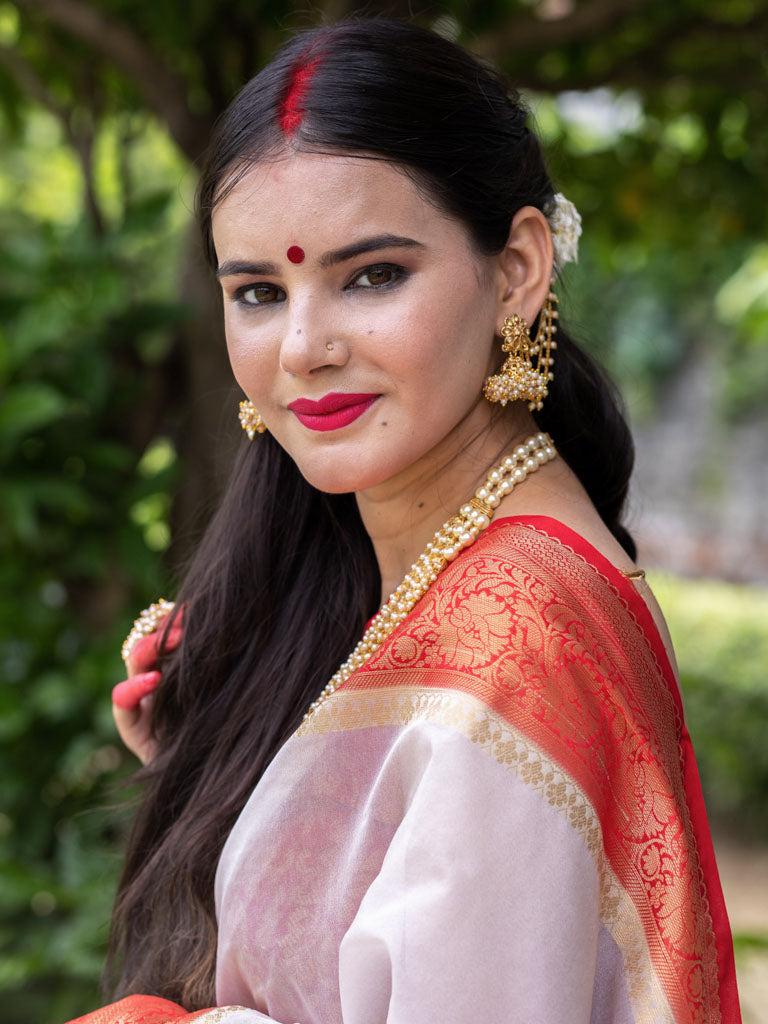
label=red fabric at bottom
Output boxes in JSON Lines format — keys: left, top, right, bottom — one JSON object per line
{"left": 66, "top": 994, "right": 214, "bottom": 1023}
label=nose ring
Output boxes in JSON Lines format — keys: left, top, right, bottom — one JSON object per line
{"left": 326, "top": 342, "right": 334, "bottom": 351}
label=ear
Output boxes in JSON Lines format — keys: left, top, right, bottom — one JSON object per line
{"left": 493, "top": 206, "right": 554, "bottom": 330}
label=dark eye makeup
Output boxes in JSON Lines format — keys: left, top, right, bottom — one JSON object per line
{"left": 345, "top": 263, "right": 407, "bottom": 290}
{"left": 234, "top": 282, "right": 287, "bottom": 306}
{"left": 232, "top": 261, "right": 408, "bottom": 308}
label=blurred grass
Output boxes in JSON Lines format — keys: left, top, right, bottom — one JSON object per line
{"left": 733, "top": 933, "right": 768, "bottom": 953}
{"left": 650, "top": 572, "right": 768, "bottom": 839}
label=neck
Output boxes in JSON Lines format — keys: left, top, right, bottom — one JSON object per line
{"left": 356, "top": 403, "right": 539, "bottom": 603}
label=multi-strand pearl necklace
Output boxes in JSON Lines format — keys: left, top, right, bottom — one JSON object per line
{"left": 122, "top": 433, "right": 557, "bottom": 720}
{"left": 303, "top": 431, "right": 557, "bottom": 721}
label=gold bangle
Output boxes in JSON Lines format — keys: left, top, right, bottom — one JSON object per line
{"left": 121, "top": 599, "right": 176, "bottom": 668}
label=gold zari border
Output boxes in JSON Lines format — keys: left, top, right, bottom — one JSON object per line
{"left": 299, "top": 685, "right": 675, "bottom": 1023}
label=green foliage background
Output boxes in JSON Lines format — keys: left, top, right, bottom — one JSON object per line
{"left": 0, "top": 114, "right": 189, "bottom": 1021}
{"left": 0, "top": 1, "right": 766, "bottom": 1021}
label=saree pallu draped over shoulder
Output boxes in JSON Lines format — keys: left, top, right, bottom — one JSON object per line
{"left": 68, "top": 518, "right": 740, "bottom": 1024}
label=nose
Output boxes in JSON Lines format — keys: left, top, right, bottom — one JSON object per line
{"left": 279, "top": 296, "right": 348, "bottom": 377}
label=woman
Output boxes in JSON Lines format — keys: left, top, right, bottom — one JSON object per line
{"left": 73, "top": 18, "right": 740, "bottom": 1024}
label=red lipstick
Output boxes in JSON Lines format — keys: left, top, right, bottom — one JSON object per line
{"left": 288, "top": 392, "right": 379, "bottom": 432}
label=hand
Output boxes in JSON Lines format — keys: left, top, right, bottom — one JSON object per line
{"left": 112, "top": 615, "right": 183, "bottom": 765}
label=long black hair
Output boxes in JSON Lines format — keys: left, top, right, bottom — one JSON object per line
{"left": 107, "top": 18, "right": 635, "bottom": 1009}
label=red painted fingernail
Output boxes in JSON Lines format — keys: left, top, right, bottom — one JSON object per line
{"left": 112, "top": 671, "right": 161, "bottom": 710}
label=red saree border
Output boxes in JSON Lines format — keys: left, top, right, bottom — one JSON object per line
{"left": 487, "top": 515, "right": 740, "bottom": 1021}
{"left": 488, "top": 516, "right": 680, "bottom": 709}
{"left": 65, "top": 994, "right": 216, "bottom": 1022}
{"left": 341, "top": 514, "right": 738, "bottom": 1023}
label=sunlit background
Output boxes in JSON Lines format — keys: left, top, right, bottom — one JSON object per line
{"left": 1, "top": 1, "right": 766, "bottom": 1021}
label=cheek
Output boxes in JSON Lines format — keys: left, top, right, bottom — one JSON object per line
{"left": 223, "top": 314, "right": 273, "bottom": 392}
{"left": 395, "top": 282, "right": 494, "bottom": 387}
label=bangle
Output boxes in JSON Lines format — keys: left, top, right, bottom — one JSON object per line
{"left": 122, "top": 599, "right": 176, "bottom": 668}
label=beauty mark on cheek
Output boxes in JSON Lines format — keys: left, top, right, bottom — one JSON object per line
{"left": 287, "top": 245, "right": 305, "bottom": 264}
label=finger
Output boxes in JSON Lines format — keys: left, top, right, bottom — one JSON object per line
{"left": 128, "top": 626, "right": 183, "bottom": 674}
{"left": 128, "top": 632, "right": 163, "bottom": 674}
{"left": 138, "top": 692, "right": 155, "bottom": 714}
{"left": 112, "top": 671, "right": 162, "bottom": 711}
{"left": 113, "top": 692, "right": 157, "bottom": 765}
{"left": 137, "top": 693, "right": 158, "bottom": 760}
{"left": 165, "top": 628, "right": 183, "bottom": 648}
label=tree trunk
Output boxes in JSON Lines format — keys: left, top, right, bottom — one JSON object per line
{"left": 168, "top": 224, "right": 240, "bottom": 570}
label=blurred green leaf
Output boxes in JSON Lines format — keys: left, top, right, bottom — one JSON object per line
{"left": 650, "top": 572, "right": 768, "bottom": 836}
{"left": 0, "top": 384, "right": 69, "bottom": 448}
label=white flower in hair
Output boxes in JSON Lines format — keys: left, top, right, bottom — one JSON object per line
{"left": 544, "top": 192, "right": 582, "bottom": 272}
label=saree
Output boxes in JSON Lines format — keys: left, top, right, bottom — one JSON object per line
{"left": 68, "top": 516, "right": 740, "bottom": 1024}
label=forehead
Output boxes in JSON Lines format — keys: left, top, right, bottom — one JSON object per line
{"left": 211, "top": 152, "right": 461, "bottom": 252}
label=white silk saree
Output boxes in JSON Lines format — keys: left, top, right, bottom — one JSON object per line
{"left": 69, "top": 517, "right": 740, "bottom": 1024}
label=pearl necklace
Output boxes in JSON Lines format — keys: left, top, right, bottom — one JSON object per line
{"left": 122, "top": 433, "right": 557, "bottom": 714}
{"left": 303, "top": 431, "right": 557, "bottom": 721}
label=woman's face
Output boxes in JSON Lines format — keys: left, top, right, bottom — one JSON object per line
{"left": 212, "top": 152, "right": 501, "bottom": 495}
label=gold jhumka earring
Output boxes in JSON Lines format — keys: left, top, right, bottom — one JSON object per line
{"left": 483, "top": 282, "right": 559, "bottom": 412}
{"left": 238, "top": 400, "right": 267, "bottom": 439}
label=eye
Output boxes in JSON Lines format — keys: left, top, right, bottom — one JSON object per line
{"left": 235, "top": 283, "right": 286, "bottom": 306}
{"left": 348, "top": 264, "right": 405, "bottom": 289}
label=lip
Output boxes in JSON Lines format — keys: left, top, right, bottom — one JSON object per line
{"left": 288, "top": 392, "right": 380, "bottom": 432}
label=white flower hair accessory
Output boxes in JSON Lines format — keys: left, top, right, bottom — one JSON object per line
{"left": 544, "top": 192, "right": 582, "bottom": 272}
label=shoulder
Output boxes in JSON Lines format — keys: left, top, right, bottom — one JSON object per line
{"left": 353, "top": 514, "right": 683, "bottom": 841}
{"left": 357, "top": 516, "right": 680, "bottom": 773}
{"left": 408, "top": 515, "right": 646, "bottom": 672}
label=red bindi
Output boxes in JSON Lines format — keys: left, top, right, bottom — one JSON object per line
{"left": 287, "top": 245, "right": 305, "bottom": 264}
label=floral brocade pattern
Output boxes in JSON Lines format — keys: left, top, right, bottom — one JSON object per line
{"left": 303, "top": 521, "right": 721, "bottom": 1024}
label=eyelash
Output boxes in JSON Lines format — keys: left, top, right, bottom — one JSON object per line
{"left": 233, "top": 262, "right": 407, "bottom": 308}
{"left": 346, "top": 263, "right": 406, "bottom": 291}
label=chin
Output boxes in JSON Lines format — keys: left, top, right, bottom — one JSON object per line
{"left": 298, "top": 466, "right": 379, "bottom": 495}
{"left": 291, "top": 449, "right": 403, "bottom": 496}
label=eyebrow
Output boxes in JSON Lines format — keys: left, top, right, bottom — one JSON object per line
{"left": 216, "top": 234, "right": 424, "bottom": 279}
{"left": 318, "top": 234, "right": 424, "bottom": 268}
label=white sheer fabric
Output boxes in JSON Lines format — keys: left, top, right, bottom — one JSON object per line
{"left": 215, "top": 693, "right": 670, "bottom": 1023}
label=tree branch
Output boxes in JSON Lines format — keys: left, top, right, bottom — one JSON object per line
{"left": 477, "top": 5, "right": 768, "bottom": 94}
{"left": 473, "top": 0, "right": 655, "bottom": 55}
{"left": 517, "top": 63, "right": 766, "bottom": 94}
{"left": 0, "top": 40, "right": 68, "bottom": 120}
{"left": 0, "top": 41, "right": 106, "bottom": 231}
{"left": 15, "top": 0, "right": 211, "bottom": 158}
